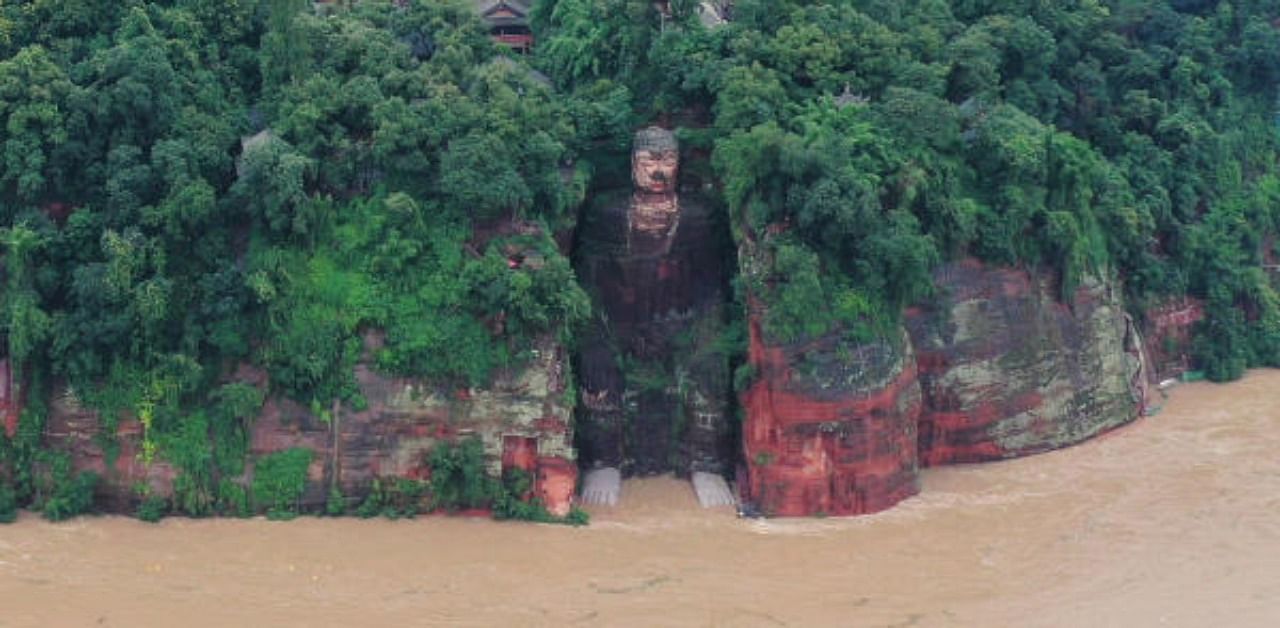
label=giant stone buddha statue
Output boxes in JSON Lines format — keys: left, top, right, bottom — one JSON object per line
{"left": 574, "top": 126, "right": 733, "bottom": 481}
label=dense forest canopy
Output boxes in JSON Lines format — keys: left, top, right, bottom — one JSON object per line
{"left": 0, "top": 0, "right": 602, "bottom": 518}
{"left": 1, "top": 0, "right": 1278, "bottom": 519}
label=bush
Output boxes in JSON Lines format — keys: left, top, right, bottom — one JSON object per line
{"left": 136, "top": 496, "right": 168, "bottom": 523}
{"left": 491, "top": 469, "right": 546, "bottom": 521}
{"left": 325, "top": 485, "right": 347, "bottom": 516}
{"left": 428, "top": 438, "right": 499, "bottom": 512}
{"left": 427, "top": 440, "right": 589, "bottom": 525}
{"left": 354, "top": 477, "right": 428, "bottom": 519}
{"left": 159, "top": 412, "right": 217, "bottom": 517}
{"left": 764, "top": 243, "right": 834, "bottom": 343}
{"left": 42, "top": 471, "right": 98, "bottom": 522}
{"left": 732, "top": 363, "right": 757, "bottom": 392}
{"left": 491, "top": 469, "right": 590, "bottom": 526}
{"left": 0, "top": 485, "right": 17, "bottom": 523}
{"left": 251, "top": 448, "right": 313, "bottom": 520}
{"left": 564, "top": 507, "right": 590, "bottom": 527}
{"left": 217, "top": 479, "right": 251, "bottom": 518}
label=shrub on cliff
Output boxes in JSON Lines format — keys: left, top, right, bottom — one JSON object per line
{"left": 0, "top": 485, "right": 17, "bottom": 523}
{"left": 427, "top": 440, "right": 590, "bottom": 525}
{"left": 428, "top": 438, "right": 498, "bottom": 512}
{"left": 355, "top": 477, "right": 429, "bottom": 519}
{"left": 252, "top": 448, "right": 312, "bottom": 521}
{"left": 40, "top": 470, "right": 98, "bottom": 522}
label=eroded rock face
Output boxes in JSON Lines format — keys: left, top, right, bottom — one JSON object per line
{"left": 44, "top": 338, "right": 578, "bottom": 517}
{"left": 905, "top": 259, "right": 1145, "bottom": 467}
{"left": 252, "top": 339, "right": 577, "bottom": 515}
{"left": 740, "top": 319, "right": 922, "bottom": 517}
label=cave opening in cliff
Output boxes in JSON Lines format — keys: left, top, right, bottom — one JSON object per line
{"left": 569, "top": 126, "right": 743, "bottom": 505}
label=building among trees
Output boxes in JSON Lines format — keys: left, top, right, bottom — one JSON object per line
{"left": 475, "top": 1, "right": 534, "bottom": 53}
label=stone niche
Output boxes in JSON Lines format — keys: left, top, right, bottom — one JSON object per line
{"left": 573, "top": 126, "right": 736, "bottom": 478}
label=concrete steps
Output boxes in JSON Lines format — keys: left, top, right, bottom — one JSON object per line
{"left": 579, "top": 467, "right": 621, "bottom": 506}
{"left": 578, "top": 468, "right": 737, "bottom": 509}
{"left": 691, "top": 471, "right": 737, "bottom": 509}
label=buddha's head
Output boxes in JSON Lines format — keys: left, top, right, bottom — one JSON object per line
{"left": 632, "top": 126, "right": 678, "bottom": 194}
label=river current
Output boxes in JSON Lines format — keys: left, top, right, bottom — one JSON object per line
{"left": 3, "top": 371, "right": 1279, "bottom": 627}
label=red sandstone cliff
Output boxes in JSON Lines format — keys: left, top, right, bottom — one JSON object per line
{"left": 1141, "top": 297, "right": 1204, "bottom": 381}
{"left": 43, "top": 337, "right": 578, "bottom": 517}
{"left": 740, "top": 258, "right": 1148, "bottom": 516}
{"left": 740, "top": 317, "right": 922, "bottom": 517}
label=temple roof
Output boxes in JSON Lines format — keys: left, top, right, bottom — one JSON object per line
{"left": 475, "top": 0, "right": 532, "bottom": 28}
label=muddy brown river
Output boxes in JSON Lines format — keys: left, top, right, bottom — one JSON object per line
{"left": 3, "top": 371, "right": 1279, "bottom": 627}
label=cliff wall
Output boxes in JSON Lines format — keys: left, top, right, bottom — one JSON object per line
{"left": 1141, "top": 298, "right": 1205, "bottom": 381}
{"left": 43, "top": 338, "right": 578, "bottom": 517}
{"left": 740, "top": 318, "right": 921, "bottom": 517}
{"left": 906, "top": 260, "right": 1146, "bottom": 467}
{"left": 740, "top": 258, "right": 1147, "bottom": 516}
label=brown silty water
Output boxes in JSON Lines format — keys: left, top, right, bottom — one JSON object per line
{"left": 3, "top": 371, "right": 1279, "bottom": 627}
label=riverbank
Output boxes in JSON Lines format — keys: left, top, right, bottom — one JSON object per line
{"left": 3, "top": 370, "right": 1279, "bottom": 627}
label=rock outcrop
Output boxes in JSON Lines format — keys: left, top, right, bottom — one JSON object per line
{"left": 739, "top": 258, "right": 1147, "bottom": 516}
{"left": 740, "top": 319, "right": 922, "bottom": 517}
{"left": 272, "top": 337, "right": 578, "bottom": 516}
{"left": 906, "top": 260, "right": 1145, "bottom": 466}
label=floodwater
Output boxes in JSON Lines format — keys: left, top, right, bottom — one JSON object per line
{"left": 3, "top": 372, "right": 1280, "bottom": 627}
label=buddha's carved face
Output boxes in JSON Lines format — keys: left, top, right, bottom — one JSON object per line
{"left": 633, "top": 148, "right": 678, "bottom": 194}
{"left": 632, "top": 127, "right": 679, "bottom": 194}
